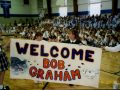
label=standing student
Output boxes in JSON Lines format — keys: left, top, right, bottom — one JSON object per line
{"left": 63, "top": 30, "right": 82, "bottom": 86}
{"left": 33, "top": 32, "right": 43, "bottom": 41}
{"left": 0, "top": 33, "right": 9, "bottom": 90}
{"left": 33, "top": 32, "right": 46, "bottom": 85}
{"left": 63, "top": 30, "right": 82, "bottom": 44}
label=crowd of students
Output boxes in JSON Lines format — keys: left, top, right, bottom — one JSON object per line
{"left": 0, "top": 14, "right": 120, "bottom": 48}
{"left": 53, "top": 14, "right": 120, "bottom": 29}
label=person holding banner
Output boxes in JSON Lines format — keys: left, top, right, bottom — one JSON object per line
{"left": 63, "top": 30, "right": 82, "bottom": 86}
{"left": 33, "top": 32, "right": 45, "bottom": 85}
{"left": 104, "top": 44, "right": 120, "bottom": 52}
{"left": 33, "top": 32, "right": 43, "bottom": 41}
{"left": 63, "top": 30, "right": 82, "bottom": 44}
{"left": 0, "top": 34, "right": 9, "bottom": 90}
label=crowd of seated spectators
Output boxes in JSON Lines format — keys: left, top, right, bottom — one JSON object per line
{"left": 0, "top": 14, "right": 120, "bottom": 48}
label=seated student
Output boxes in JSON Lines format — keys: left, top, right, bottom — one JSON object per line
{"left": 48, "top": 35, "right": 53, "bottom": 42}
{"left": 0, "top": 24, "right": 3, "bottom": 33}
{"left": 0, "top": 34, "right": 9, "bottom": 90}
{"left": 109, "top": 36, "right": 117, "bottom": 47}
{"left": 81, "top": 36, "right": 87, "bottom": 45}
{"left": 48, "top": 35, "right": 58, "bottom": 42}
{"left": 86, "top": 34, "right": 93, "bottom": 46}
{"left": 43, "top": 30, "right": 49, "bottom": 41}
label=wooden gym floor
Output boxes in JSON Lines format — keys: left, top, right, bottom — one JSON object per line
{"left": 1, "top": 36, "right": 120, "bottom": 90}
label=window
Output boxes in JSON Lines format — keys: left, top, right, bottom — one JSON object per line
{"left": 59, "top": 7, "right": 67, "bottom": 17}
{"left": 90, "top": 3, "right": 101, "bottom": 16}
{"left": 58, "top": 0, "right": 67, "bottom": 17}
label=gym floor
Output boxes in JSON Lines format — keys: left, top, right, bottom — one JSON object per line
{"left": 2, "top": 36, "right": 120, "bottom": 90}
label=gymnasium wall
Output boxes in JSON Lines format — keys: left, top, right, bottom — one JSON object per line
{"left": 66, "top": 0, "right": 73, "bottom": 15}
{"left": 50, "top": 0, "right": 72, "bottom": 16}
{"left": 0, "top": 0, "right": 38, "bottom": 15}
{"left": 0, "top": 0, "right": 120, "bottom": 24}
{"left": 0, "top": 0, "right": 119, "bottom": 17}
{"left": 51, "top": 0, "right": 120, "bottom": 16}
{"left": 0, "top": 0, "right": 39, "bottom": 23}
{"left": 51, "top": 0, "right": 59, "bottom": 16}
{"left": 118, "top": 0, "right": 120, "bottom": 12}
{"left": 101, "top": 0, "right": 112, "bottom": 14}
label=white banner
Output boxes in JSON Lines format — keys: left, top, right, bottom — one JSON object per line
{"left": 10, "top": 39, "right": 102, "bottom": 88}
